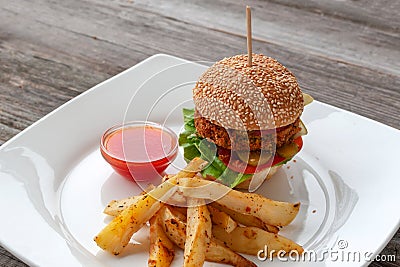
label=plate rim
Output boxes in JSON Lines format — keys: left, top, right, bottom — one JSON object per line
{"left": 1, "top": 53, "right": 399, "bottom": 267}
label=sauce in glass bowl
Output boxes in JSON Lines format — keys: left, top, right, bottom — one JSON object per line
{"left": 100, "top": 121, "right": 178, "bottom": 181}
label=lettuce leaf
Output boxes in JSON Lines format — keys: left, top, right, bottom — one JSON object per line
{"left": 179, "top": 108, "right": 251, "bottom": 188}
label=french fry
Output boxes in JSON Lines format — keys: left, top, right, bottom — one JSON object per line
{"left": 94, "top": 158, "right": 207, "bottom": 255}
{"left": 161, "top": 207, "right": 257, "bottom": 267}
{"left": 212, "top": 225, "right": 304, "bottom": 256}
{"left": 104, "top": 195, "right": 144, "bottom": 217}
{"left": 161, "top": 207, "right": 186, "bottom": 248}
{"left": 170, "top": 158, "right": 208, "bottom": 179}
{"left": 148, "top": 211, "right": 174, "bottom": 267}
{"left": 104, "top": 191, "right": 186, "bottom": 217}
{"left": 104, "top": 184, "right": 155, "bottom": 216}
{"left": 207, "top": 205, "right": 237, "bottom": 233}
{"left": 184, "top": 197, "right": 211, "bottom": 267}
{"left": 178, "top": 177, "right": 300, "bottom": 226}
{"left": 211, "top": 202, "right": 279, "bottom": 233}
{"left": 94, "top": 193, "right": 165, "bottom": 255}
{"left": 263, "top": 224, "right": 280, "bottom": 234}
{"left": 207, "top": 238, "right": 257, "bottom": 267}
{"left": 166, "top": 190, "right": 187, "bottom": 207}
{"left": 162, "top": 173, "right": 176, "bottom": 182}
{"left": 167, "top": 205, "right": 187, "bottom": 218}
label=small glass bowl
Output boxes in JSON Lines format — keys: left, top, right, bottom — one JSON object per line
{"left": 100, "top": 121, "right": 178, "bottom": 181}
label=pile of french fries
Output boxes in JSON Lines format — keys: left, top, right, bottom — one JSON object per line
{"left": 94, "top": 158, "right": 303, "bottom": 266}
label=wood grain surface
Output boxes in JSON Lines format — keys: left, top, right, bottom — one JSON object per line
{"left": 0, "top": 0, "right": 399, "bottom": 266}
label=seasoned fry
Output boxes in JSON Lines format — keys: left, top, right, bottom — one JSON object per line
{"left": 104, "top": 191, "right": 186, "bottom": 217}
{"left": 161, "top": 207, "right": 186, "bottom": 248}
{"left": 211, "top": 202, "right": 279, "bottom": 233}
{"left": 148, "top": 211, "right": 174, "bottom": 267}
{"left": 168, "top": 157, "right": 208, "bottom": 180}
{"left": 162, "top": 173, "right": 176, "bottom": 182}
{"left": 104, "top": 195, "right": 145, "bottom": 217}
{"left": 167, "top": 205, "right": 187, "bottom": 219}
{"left": 212, "top": 225, "right": 304, "bottom": 256}
{"left": 94, "top": 193, "right": 165, "bottom": 255}
{"left": 207, "top": 205, "right": 237, "bottom": 233}
{"left": 207, "top": 238, "right": 257, "bottom": 267}
{"left": 104, "top": 184, "right": 155, "bottom": 216}
{"left": 161, "top": 207, "right": 257, "bottom": 267}
{"left": 184, "top": 197, "right": 211, "bottom": 267}
{"left": 94, "top": 158, "right": 207, "bottom": 255}
{"left": 179, "top": 177, "right": 300, "bottom": 226}
{"left": 168, "top": 192, "right": 187, "bottom": 206}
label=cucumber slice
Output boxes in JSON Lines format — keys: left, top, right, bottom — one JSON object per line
{"left": 277, "top": 142, "right": 299, "bottom": 159}
{"left": 293, "top": 119, "right": 308, "bottom": 139}
{"left": 236, "top": 150, "right": 272, "bottom": 166}
{"left": 303, "top": 93, "right": 314, "bottom": 106}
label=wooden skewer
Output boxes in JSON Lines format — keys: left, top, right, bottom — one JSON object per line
{"left": 246, "top": 5, "right": 252, "bottom": 67}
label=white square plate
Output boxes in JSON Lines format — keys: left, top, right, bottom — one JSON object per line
{"left": 0, "top": 54, "right": 399, "bottom": 267}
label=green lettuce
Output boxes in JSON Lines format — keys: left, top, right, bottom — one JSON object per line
{"left": 179, "top": 108, "right": 251, "bottom": 188}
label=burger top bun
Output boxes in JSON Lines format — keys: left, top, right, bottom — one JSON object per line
{"left": 193, "top": 54, "right": 304, "bottom": 131}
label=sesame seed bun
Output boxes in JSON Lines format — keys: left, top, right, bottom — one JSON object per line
{"left": 193, "top": 54, "right": 304, "bottom": 131}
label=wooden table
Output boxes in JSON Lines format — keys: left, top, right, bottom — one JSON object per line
{"left": 0, "top": 0, "right": 399, "bottom": 266}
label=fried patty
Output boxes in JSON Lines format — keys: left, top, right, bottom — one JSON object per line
{"left": 194, "top": 115, "right": 301, "bottom": 152}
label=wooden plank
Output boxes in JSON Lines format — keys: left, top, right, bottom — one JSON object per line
{"left": 1, "top": 0, "right": 399, "bottom": 130}
{"left": 0, "top": 1, "right": 399, "bottom": 266}
{"left": 0, "top": 246, "right": 28, "bottom": 267}
{"left": 123, "top": 0, "right": 400, "bottom": 75}
{"left": 267, "top": 0, "right": 400, "bottom": 31}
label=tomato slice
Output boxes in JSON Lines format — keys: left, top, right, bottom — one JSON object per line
{"left": 294, "top": 135, "right": 303, "bottom": 150}
{"left": 218, "top": 137, "right": 303, "bottom": 174}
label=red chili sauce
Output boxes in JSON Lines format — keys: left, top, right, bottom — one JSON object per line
{"left": 101, "top": 124, "right": 177, "bottom": 181}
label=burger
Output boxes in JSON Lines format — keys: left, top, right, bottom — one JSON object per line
{"left": 179, "top": 54, "right": 312, "bottom": 191}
